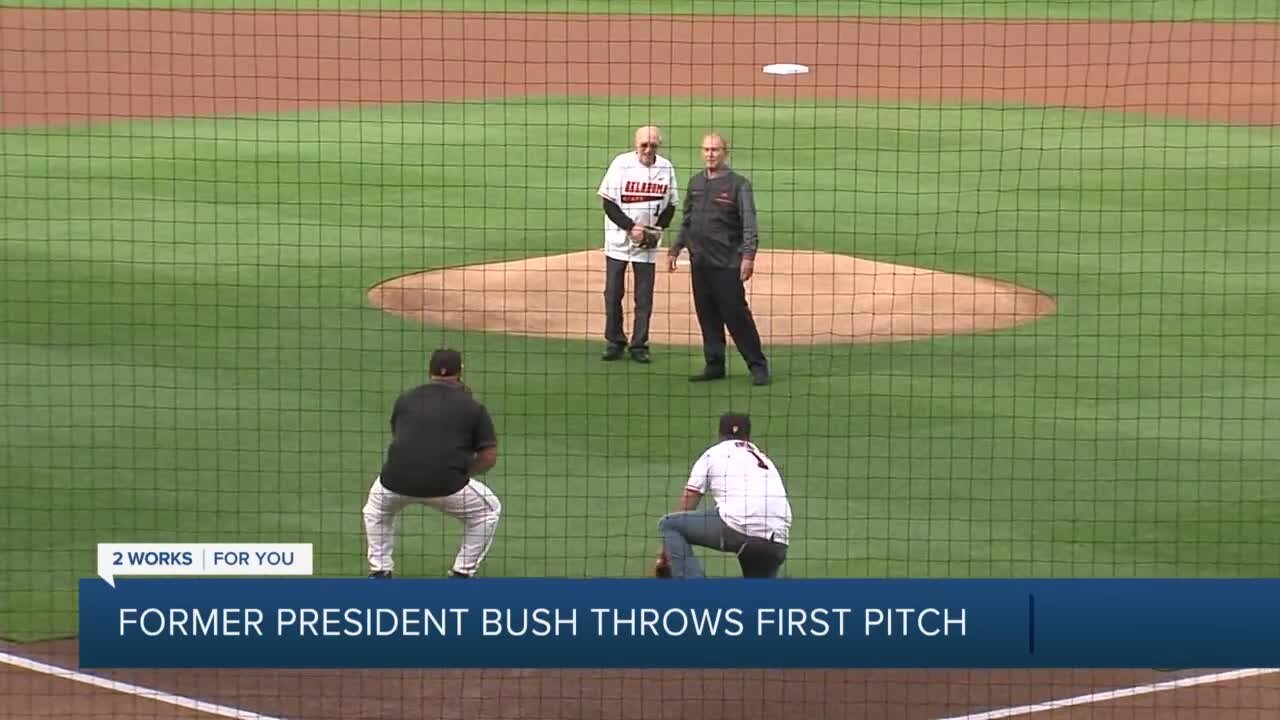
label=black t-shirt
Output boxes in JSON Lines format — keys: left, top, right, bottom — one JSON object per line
{"left": 379, "top": 381, "right": 497, "bottom": 498}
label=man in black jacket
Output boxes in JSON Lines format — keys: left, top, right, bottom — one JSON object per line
{"left": 667, "top": 133, "right": 770, "bottom": 386}
{"left": 361, "top": 349, "right": 502, "bottom": 579}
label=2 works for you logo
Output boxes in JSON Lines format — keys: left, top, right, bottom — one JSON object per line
{"left": 96, "top": 543, "right": 314, "bottom": 587}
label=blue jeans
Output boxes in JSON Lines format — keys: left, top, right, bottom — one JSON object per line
{"left": 657, "top": 508, "right": 787, "bottom": 578}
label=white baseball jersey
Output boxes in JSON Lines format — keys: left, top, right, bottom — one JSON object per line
{"left": 685, "top": 439, "right": 793, "bottom": 545}
{"left": 596, "top": 151, "right": 679, "bottom": 264}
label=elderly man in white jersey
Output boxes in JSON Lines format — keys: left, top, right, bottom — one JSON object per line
{"left": 596, "top": 126, "right": 679, "bottom": 363}
{"left": 654, "top": 412, "right": 792, "bottom": 579}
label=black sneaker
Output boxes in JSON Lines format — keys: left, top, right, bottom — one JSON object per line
{"left": 689, "top": 367, "right": 726, "bottom": 382}
{"left": 449, "top": 571, "right": 472, "bottom": 579}
{"left": 751, "top": 368, "right": 771, "bottom": 386}
{"left": 629, "top": 348, "right": 651, "bottom": 363}
{"left": 601, "top": 344, "right": 626, "bottom": 361}
{"left": 368, "top": 571, "right": 392, "bottom": 579}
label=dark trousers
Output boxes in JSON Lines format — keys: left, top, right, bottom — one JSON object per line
{"left": 604, "top": 257, "right": 656, "bottom": 350}
{"left": 690, "top": 263, "right": 767, "bottom": 372}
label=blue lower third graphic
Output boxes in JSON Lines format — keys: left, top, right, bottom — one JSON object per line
{"left": 76, "top": 578, "right": 1280, "bottom": 669}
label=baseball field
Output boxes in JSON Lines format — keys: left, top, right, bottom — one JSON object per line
{"left": 2, "top": 0, "right": 1280, "bottom": 717}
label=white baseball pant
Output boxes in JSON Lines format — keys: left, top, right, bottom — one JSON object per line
{"left": 362, "top": 476, "right": 502, "bottom": 576}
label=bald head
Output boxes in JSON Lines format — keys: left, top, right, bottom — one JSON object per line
{"left": 633, "top": 126, "right": 663, "bottom": 166}
{"left": 701, "top": 133, "right": 729, "bottom": 174}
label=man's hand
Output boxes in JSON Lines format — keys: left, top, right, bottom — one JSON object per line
{"left": 740, "top": 258, "right": 755, "bottom": 282}
{"left": 667, "top": 252, "right": 680, "bottom": 272}
{"left": 630, "top": 225, "right": 662, "bottom": 249}
{"left": 468, "top": 445, "right": 498, "bottom": 476}
{"left": 653, "top": 547, "right": 672, "bottom": 578}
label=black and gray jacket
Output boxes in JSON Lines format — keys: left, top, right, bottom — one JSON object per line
{"left": 670, "top": 168, "right": 759, "bottom": 269}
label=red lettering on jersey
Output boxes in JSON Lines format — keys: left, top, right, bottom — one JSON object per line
{"left": 619, "top": 181, "right": 668, "bottom": 204}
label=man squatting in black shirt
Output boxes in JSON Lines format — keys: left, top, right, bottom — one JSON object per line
{"left": 362, "top": 349, "right": 502, "bottom": 578}
{"left": 667, "top": 133, "right": 771, "bottom": 386}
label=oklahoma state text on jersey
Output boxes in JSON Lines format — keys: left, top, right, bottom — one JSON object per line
{"left": 621, "top": 180, "right": 671, "bottom": 204}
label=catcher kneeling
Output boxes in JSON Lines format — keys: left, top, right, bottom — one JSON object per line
{"left": 653, "top": 412, "right": 793, "bottom": 579}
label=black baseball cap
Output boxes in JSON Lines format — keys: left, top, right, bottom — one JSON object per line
{"left": 719, "top": 412, "right": 751, "bottom": 439}
{"left": 429, "top": 348, "right": 463, "bottom": 377}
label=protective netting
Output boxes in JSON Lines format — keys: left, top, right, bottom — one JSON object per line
{"left": 3, "top": 1, "right": 1279, "bottom": 718}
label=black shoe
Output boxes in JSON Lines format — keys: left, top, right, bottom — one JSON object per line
{"left": 629, "top": 348, "right": 651, "bottom": 363}
{"left": 368, "top": 571, "right": 392, "bottom": 579}
{"left": 751, "top": 368, "right": 771, "bottom": 386}
{"left": 449, "top": 571, "right": 472, "bottom": 579}
{"left": 689, "top": 367, "right": 726, "bottom": 382}
{"left": 602, "top": 344, "right": 626, "bottom": 361}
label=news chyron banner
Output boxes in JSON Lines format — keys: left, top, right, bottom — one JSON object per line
{"left": 78, "top": 546, "right": 1280, "bottom": 669}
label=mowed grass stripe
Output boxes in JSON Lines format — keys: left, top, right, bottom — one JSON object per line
{"left": 2, "top": 97, "right": 1279, "bottom": 640}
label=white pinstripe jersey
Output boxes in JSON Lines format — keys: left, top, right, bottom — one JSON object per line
{"left": 686, "top": 439, "right": 792, "bottom": 545}
{"left": 596, "top": 151, "right": 679, "bottom": 264}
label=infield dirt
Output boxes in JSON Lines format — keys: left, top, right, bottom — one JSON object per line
{"left": 369, "top": 249, "right": 1057, "bottom": 346}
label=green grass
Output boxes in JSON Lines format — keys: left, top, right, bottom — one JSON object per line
{"left": 4, "top": 97, "right": 1280, "bottom": 641}
{"left": 4, "top": 0, "right": 1278, "bottom": 22}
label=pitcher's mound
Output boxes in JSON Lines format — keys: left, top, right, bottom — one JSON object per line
{"left": 368, "top": 250, "right": 1055, "bottom": 345}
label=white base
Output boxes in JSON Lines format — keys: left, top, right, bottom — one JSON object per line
{"left": 763, "top": 63, "right": 810, "bottom": 75}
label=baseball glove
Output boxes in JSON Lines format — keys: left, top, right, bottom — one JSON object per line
{"left": 653, "top": 549, "right": 672, "bottom": 578}
{"left": 633, "top": 225, "right": 663, "bottom": 250}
